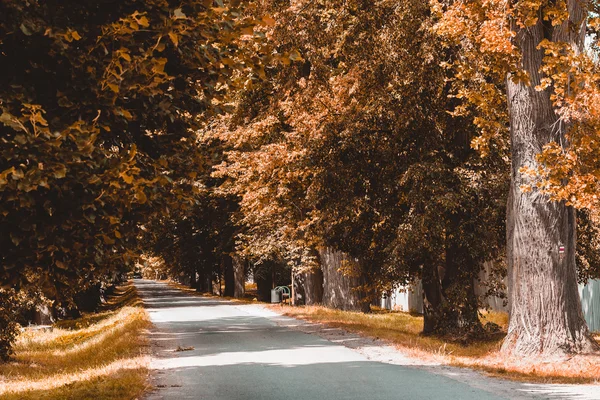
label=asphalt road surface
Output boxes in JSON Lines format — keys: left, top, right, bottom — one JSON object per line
{"left": 136, "top": 280, "right": 598, "bottom": 400}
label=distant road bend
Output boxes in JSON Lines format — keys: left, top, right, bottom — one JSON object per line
{"left": 136, "top": 280, "right": 599, "bottom": 400}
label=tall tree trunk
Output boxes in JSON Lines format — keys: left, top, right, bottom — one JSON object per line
{"left": 189, "top": 267, "right": 196, "bottom": 288}
{"left": 422, "top": 264, "right": 480, "bottom": 335}
{"left": 214, "top": 270, "right": 222, "bottom": 296}
{"left": 223, "top": 254, "right": 234, "bottom": 297}
{"left": 256, "top": 265, "right": 274, "bottom": 302}
{"left": 319, "top": 247, "right": 370, "bottom": 312}
{"left": 232, "top": 255, "right": 245, "bottom": 298}
{"left": 303, "top": 268, "right": 324, "bottom": 305}
{"left": 422, "top": 264, "right": 444, "bottom": 334}
{"left": 422, "top": 215, "right": 481, "bottom": 336}
{"left": 196, "top": 267, "right": 208, "bottom": 292}
{"left": 502, "top": 3, "right": 597, "bottom": 355}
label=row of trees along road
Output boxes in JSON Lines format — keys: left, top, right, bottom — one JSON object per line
{"left": 0, "top": 0, "right": 272, "bottom": 360}
{"left": 1, "top": 0, "right": 600, "bottom": 359}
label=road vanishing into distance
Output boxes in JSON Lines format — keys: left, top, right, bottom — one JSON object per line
{"left": 136, "top": 280, "right": 599, "bottom": 400}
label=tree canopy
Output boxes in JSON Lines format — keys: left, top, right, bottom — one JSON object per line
{"left": 2, "top": 0, "right": 600, "bottom": 360}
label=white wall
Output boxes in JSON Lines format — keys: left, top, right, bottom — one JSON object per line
{"left": 580, "top": 279, "right": 600, "bottom": 332}
{"left": 380, "top": 282, "right": 423, "bottom": 313}
{"left": 379, "top": 276, "right": 600, "bottom": 334}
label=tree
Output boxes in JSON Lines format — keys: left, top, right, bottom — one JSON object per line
{"left": 434, "top": 0, "right": 599, "bottom": 354}
{"left": 216, "top": 0, "right": 508, "bottom": 332}
{"left": 0, "top": 0, "right": 269, "bottom": 358}
{"left": 577, "top": 210, "right": 600, "bottom": 283}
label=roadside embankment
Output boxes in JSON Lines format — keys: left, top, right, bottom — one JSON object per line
{"left": 0, "top": 282, "right": 151, "bottom": 400}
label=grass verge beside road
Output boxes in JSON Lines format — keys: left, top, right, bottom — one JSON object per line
{"left": 275, "top": 305, "right": 600, "bottom": 384}
{"left": 163, "top": 280, "right": 600, "bottom": 384}
{"left": 0, "top": 283, "right": 151, "bottom": 400}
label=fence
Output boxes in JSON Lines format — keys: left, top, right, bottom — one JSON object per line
{"left": 579, "top": 279, "right": 600, "bottom": 332}
{"left": 379, "top": 277, "right": 600, "bottom": 333}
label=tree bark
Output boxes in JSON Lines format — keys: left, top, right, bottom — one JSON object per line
{"left": 232, "top": 255, "right": 246, "bottom": 298}
{"left": 422, "top": 213, "right": 481, "bottom": 336}
{"left": 422, "top": 264, "right": 444, "bottom": 334}
{"left": 303, "top": 268, "right": 324, "bottom": 305}
{"left": 195, "top": 268, "right": 210, "bottom": 293}
{"left": 189, "top": 267, "right": 197, "bottom": 288}
{"left": 502, "top": 3, "right": 597, "bottom": 355}
{"left": 223, "top": 254, "right": 234, "bottom": 297}
{"left": 319, "top": 247, "right": 370, "bottom": 312}
{"left": 422, "top": 263, "right": 480, "bottom": 335}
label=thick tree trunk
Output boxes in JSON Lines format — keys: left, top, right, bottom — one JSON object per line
{"left": 189, "top": 268, "right": 197, "bottom": 288}
{"left": 223, "top": 254, "right": 234, "bottom": 297}
{"left": 303, "top": 268, "right": 324, "bottom": 305}
{"left": 232, "top": 255, "right": 246, "bottom": 298}
{"left": 422, "top": 265, "right": 480, "bottom": 335}
{"left": 256, "top": 269, "right": 273, "bottom": 302}
{"left": 33, "top": 304, "right": 54, "bottom": 325}
{"left": 503, "top": 3, "right": 597, "bottom": 355}
{"left": 422, "top": 264, "right": 445, "bottom": 334}
{"left": 214, "top": 271, "right": 222, "bottom": 296}
{"left": 319, "top": 247, "right": 370, "bottom": 312}
{"left": 195, "top": 268, "right": 209, "bottom": 293}
{"left": 422, "top": 215, "right": 481, "bottom": 336}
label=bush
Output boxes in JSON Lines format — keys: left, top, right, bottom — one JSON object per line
{"left": 0, "top": 290, "right": 22, "bottom": 361}
{"left": 0, "top": 289, "right": 43, "bottom": 362}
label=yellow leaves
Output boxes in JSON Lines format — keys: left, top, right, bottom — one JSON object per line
{"left": 135, "top": 188, "right": 147, "bottom": 204}
{"left": 173, "top": 8, "right": 187, "bottom": 19}
{"left": 116, "top": 48, "right": 131, "bottom": 62}
{"left": 535, "top": 77, "right": 553, "bottom": 92}
{"left": 261, "top": 15, "right": 276, "bottom": 27}
{"left": 22, "top": 104, "right": 48, "bottom": 131}
{"left": 168, "top": 32, "right": 179, "bottom": 47}
{"left": 241, "top": 26, "right": 254, "bottom": 36}
{"left": 470, "top": 136, "right": 490, "bottom": 157}
{"left": 138, "top": 16, "right": 150, "bottom": 27}
{"left": 114, "top": 108, "right": 134, "bottom": 120}
{"left": 102, "top": 234, "right": 115, "bottom": 245}
{"left": 120, "top": 171, "right": 134, "bottom": 184}
{"left": 131, "top": 11, "right": 150, "bottom": 29}
{"left": 0, "top": 167, "right": 15, "bottom": 187}
{"left": 277, "top": 50, "right": 303, "bottom": 66}
{"left": 107, "top": 82, "right": 120, "bottom": 93}
{"left": 55, "top": 260, "right": 68, "bottom": 270}
{"left": 53, "top": 165, "right": 67, "bottom": 179}
{"left": 151, "top": 58, "right": 168, "bottom": 75}
{"left": 542, "top": 0, "right": 569, "bottom": 26}
{"left": 288, "top": 50, "right": 303, "bottom": 62}
{"left": 68, "top": 29, "right": 81, "bottom": 41}
{"left": 44, "top": 28, "right": 82, "bottom": 43}
{"left": 127, "top": 145, "right": 137, "bottom": 162}
{"left": 11, "top": 168, "right": 24, "bottom": 180}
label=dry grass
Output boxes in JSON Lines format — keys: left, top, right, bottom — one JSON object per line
{"left": 166, "top": 280, "right": 256, "bottom": 304}
{"left": 274, "top": 305, "right": 504, "bottom": 358}
{"left": 0, "top": 283, "right": 151, "bottom": 400}
{"left": 275, "top": 305, "right": 600, "bottom": 384}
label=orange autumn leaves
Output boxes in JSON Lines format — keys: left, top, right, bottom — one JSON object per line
{"left": 433, "top": 0, "right": 600, "bottom": 210}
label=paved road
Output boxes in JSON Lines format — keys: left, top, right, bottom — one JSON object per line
{"left": 136, "top": 280, "right": 595, "bottom": 400}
